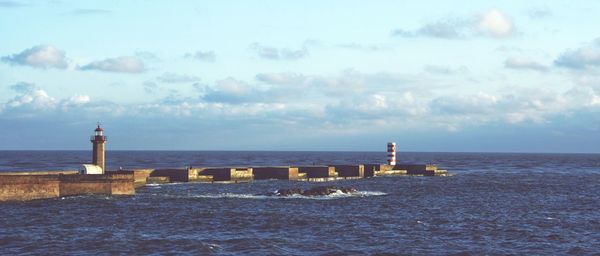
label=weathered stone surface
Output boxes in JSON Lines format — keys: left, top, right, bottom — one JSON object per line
{"left": 253, "top": 167, "right": 299, "bottom": 180}
{"left": 330, "top": 165, "right": 364, "bottom": 178}
{"left": 0, "top": 173, "right": 134, "bottom": 202}
{"left": 0, "top": 175, "right": 60, "bottom": 201}
{"left": 296, "top": 166, "right": 338, "bottom": 179}
{"left": 197, "top": 168, "right": 253, "bottom": 182}
{"left": 363, "top": 164, "right": 382, "bottom": 177}
{"left": 150, "top": 169, "right": 189, "bottom": 182}
{"left": 146, "top": 176, "right": 169, "bottom": 184}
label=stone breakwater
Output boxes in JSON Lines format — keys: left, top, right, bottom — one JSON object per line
{"left": 0, "top": 164, "right": 448, "bottom": 202}
{"left": 0, "top": 172, "right": 134, "bottom": 202}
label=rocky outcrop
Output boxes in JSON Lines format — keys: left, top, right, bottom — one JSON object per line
{"left": 270, "top": 186, "right": 357, "bottom": 197}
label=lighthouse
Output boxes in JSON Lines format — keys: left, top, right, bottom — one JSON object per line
{"left": 387, "top": 142, "right": 396, "bottom": 165}
{"left": 90, "top": 123, "right": 107, "bottom": 173}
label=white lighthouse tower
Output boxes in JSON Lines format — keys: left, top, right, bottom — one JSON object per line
{"left": 387, "top": 142, "right": 396, "bottom": 165}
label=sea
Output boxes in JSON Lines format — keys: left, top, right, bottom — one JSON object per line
{"left": 1, "top": 151, "right": 600, "bottom": 255}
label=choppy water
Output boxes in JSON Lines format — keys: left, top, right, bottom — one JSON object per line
{"left": 1, "top": 151, "right": 600, "bottom": 255}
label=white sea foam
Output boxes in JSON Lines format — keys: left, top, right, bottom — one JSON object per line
{"left": 187, "top": 190, "right": 387, "bottom": 200}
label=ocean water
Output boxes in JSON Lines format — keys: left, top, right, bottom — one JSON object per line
{"left": 1, "top": 151, "right": 600, "bottom": 255}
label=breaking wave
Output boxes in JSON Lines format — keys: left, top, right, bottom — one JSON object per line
{"left": 186, "top": 190, "right": 387, "bottom": 200}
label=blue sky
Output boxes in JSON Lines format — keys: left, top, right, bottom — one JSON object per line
{"left": 1, "top": 0, "right": 600, "bottom": 152}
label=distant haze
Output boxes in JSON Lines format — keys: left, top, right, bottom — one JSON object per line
{"left": 1, "top": 1, "right": 599, "bottom": 153}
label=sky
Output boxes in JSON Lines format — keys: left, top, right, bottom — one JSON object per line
{"left": 1, "top": 0, "right": 600, "bottom": 152}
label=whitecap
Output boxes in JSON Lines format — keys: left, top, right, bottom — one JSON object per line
{"left": 185, "top": 190, "right": 388, "bottom": 200}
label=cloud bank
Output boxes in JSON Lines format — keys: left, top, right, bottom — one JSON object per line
{"left": 555, "top": 38, "right": 600, "bottom": 69}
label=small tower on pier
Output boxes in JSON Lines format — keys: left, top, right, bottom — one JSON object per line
{"left": 91, "top": 123, "right": 107, "bottom": 173}
{"left": 387, "top": 142, "right": 396, "bottom": 165}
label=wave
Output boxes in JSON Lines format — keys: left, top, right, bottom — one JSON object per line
{"left": 185, "top": 190, "right": 387, "bottom": 200}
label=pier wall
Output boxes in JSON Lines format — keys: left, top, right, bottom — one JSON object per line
{"left": 363, "top": 164, "right": 381, "bottom": 177}
{"left": 253, "top": 167, "right": 299, "bottom": 180}
{"left": 59, "top": 175, "right": 111, "bottom": 197}
{"left": 0, "top": 170, "right": 79, "bottom": 176}
{"left": 197, "top": 168, "right": 253, "bottom": 182}
{"left": 0, "top": 175, "right": 60, "bottom": 201}
{"left": 0, "top": 173, "right": 134, "bottom": 202}
{"left": 131, "top": 169, "right": 153, "bottom": 187}
{"left": 394, "top": 164, "right": 437, "bottom": 175}
{"left": 331, "top": 165, "right": 364, "bottom": 178}
{"left": 189, "top": 168, "right": 213, "bottom": 182}
{"left": 296, "top": 166, "right": 337, "bottom": 178}
{"left": 59, "top": 173, "right": 135, "bottom": 196}
{"left": 150, "top": 169, "right": 189, "bottom": 183}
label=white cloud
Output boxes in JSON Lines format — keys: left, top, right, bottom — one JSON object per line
{"left": 423, "top": 65, "right": 468, "bottom": 75}
{"left": 3, "top": 83, "right": 57, "bottom": 114}
{"left": 0, "top": 82, "right": 95, "bottom": 117}
{"left": 2, "top": 45, "right": 68, "bottom": 69}
{"left": 504, "top": 57, "right": 548, "bottom": 72}
{"left": 392, "top": 20, "right": 467, "bottom": 39}
{"left": 478, "top": 10, "right": 515, "bottom": 38}
{"left": 201, "top": 78, "right": 272, "bottom": 104}
{"left": 66, "top": 95, "right": 90, "bottom": 105}
{"left": 250, "top": 43, "right": 308, "bottom": 60}
{"left": 79, "top": 56, "right": 145, "bottom": 73}
{"left": 392, "top": 9, "right": 515, "bottom": 40}
{"left": 255, "top": 72, "right": 306, "bottom": 85}
{"left": 555, "top": 39, "right": 600, "bottom": 69}
{"left": 184, "top": 51, "right": 216, "bottom": 62}
{"left": 336, "top": 43, "right": 391, "bottom": 52}
{"left": 156, "top": 72, "right": 201, "bottom": 83}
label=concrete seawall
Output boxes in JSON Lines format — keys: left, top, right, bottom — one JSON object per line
{"left": 253, "top": 167, "right": 299, "bottom": 180}
{"left": 332, "top": 165, "right": 365, "bottom": 178}
{"left": 0, "top": 175, "right": 60, "bottom": 201}
{"left": 0, "top": 170, "right": 79, "bottom": 176}
{"left": 59, "top": 173, "right": 135, "bottom": 196}
{"left": 196, "top": 167, "right": 253, "bottom": 182}
{"left": 296, "top": 166, "right": 338, "bottom": 179}
{"left": 0, "top": 173, "right": 135, "bottom": 202}
{"left": 151, "top": 169, "right": 190, "bottom": 182}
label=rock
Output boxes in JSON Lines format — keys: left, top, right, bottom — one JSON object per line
{"left": 276, "top": 188, "right": 304, "bottom": 196}
{"left": 269, "top": 186, "right": 357, "bottom": 197}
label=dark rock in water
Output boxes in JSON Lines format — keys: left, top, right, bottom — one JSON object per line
{"left": 270, "top": 186, "right": 357, "bottom": 197}
{"left": 276, "top": 188, "right": 305, "bottom": 197}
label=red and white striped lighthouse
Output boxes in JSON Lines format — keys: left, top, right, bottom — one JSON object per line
{"left": 387, "top": 142, "right": 396, "bottom": 165}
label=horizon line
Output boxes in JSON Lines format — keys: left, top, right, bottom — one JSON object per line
{"left": 0, "top": 149, "right": 599, "bottom": 155}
